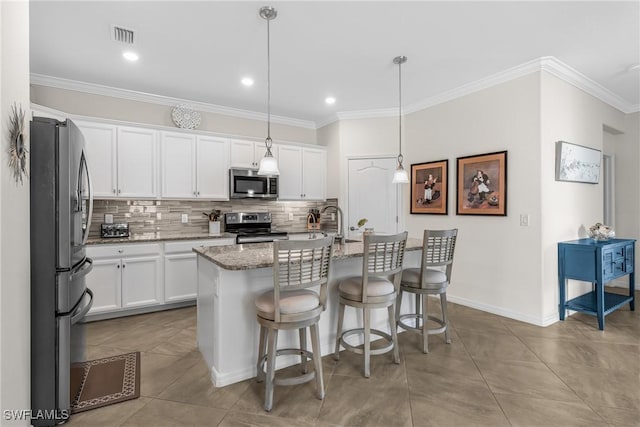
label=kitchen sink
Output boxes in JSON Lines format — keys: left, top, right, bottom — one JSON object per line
{"left": 342, "top": 239, "right": 361, "bottom": 243}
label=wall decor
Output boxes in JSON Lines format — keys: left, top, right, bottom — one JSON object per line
{"left": 8, "top": 102, "right": 28, "bottom": 184}
{"left": 411, "top": 159, "right": 448, "bottom": 215}
{"left": 555, "top": 141, "right": 601, "bottom": 184}
{"left": 171, "top": 104, "right": 202, "bottom": 129}
{"left": 456, "top": 151, "right": 507, "bottom": 216}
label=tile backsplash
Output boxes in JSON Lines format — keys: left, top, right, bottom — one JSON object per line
{"left": 89, "top": 198, "right": 339, "bottom": 238}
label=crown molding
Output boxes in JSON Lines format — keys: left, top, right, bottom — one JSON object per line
{"left": 315, "top": 114, "right": 340, "bottom": 129}
{"left": 30, "top": 73, "right": 316, "bottom": 129}
{"left": 336, "top": 107, "right": 397, "bottom": 121}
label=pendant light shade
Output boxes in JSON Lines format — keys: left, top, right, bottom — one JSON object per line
{"left": 391, "top": 55, "right": 409, "bottom": 184}
{"left": 257, "top": 6, "right": 280, "bottom": 176}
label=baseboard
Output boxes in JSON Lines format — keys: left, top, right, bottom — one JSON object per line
{"left": 445, "top": 294, "right": 549, "bottom": 327}
{"left": 85, "top": 300, "right": 195, "bottom": 322}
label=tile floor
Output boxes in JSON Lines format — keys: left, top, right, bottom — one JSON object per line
{"left": 69, "top": 290, "right": 639, "bottom": 426}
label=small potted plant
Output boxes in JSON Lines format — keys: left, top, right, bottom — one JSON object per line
{"left": 357, "top": 218, "right": 374, "bottom": 235}
{"left": 204, "top": 209, "right": 222, "bottom": 236}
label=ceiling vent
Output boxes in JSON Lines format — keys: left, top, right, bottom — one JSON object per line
{"left": 111, "top": 25, "right": 135, "bottom": 45}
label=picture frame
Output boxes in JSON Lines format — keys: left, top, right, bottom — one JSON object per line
{"left": 410, "top": 159, "right": 448, "bottom": 215}
{"left": 555, "top": 141, "right": 601, "bottom": 184}
{"left": 456, "top": 151, "right": 507, "bottom": 216}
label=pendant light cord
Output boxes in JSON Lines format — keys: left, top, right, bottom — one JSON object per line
{"left": 398, "top": 59, "right": 403, "bottom": 165}
{"left": 266, "top": 16, "right": 272, "bottom": 152}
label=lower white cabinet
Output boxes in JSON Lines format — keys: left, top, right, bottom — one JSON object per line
{"left": 87, "top": 243, "right": 162, "bottom": 315}
{"left": 164, "top": 239, "right": 235, "bottom": 303}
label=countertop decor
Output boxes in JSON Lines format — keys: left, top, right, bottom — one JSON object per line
{"left": 587, "top": 222, "right": 615, "bottom": 241}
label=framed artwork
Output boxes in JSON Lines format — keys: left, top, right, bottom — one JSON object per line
{"left": 456, "top": 151, "right": 507, "bottom": 216}
{"left": 555, "top": 141, "right": 601, "bottom": 184}
{"left": 411, "top": 159, "right": 448, "bottom": 215}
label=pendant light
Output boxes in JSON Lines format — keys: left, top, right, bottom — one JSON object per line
{"left": 257, "top": 6, "right": 280, "bottom": 176}
{"left": 392, "top": 55, "right": 409, "bottom": 184}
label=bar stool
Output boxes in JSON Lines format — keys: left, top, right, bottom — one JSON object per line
{"left": 334, "top": 231, "right": 408, "bottom": 378}
{"left": 397, "top": 229, "right": 457, "bottom": 353}
{"left": 255, "top": 236, "right": 334, "bottom": 412}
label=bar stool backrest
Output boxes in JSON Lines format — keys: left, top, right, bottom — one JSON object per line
{"left": 272, "top": 236, "right": 335, "bottom": 322}
{"left": 421, "top": 229, "right": 458, "bottom": 285}
{"left": 361, "top": 231, "right": 408, "bottom": 303}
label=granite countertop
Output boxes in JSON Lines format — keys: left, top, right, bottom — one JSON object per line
{"left": 87, "top": 232, "right": 236, "bottom": 245}
{"left": 194, "top": 237, "right": 423, "bottom": 270}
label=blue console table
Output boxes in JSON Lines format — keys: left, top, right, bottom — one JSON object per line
{"left": 558, "top": 238, "right": 635, "bottom": 330}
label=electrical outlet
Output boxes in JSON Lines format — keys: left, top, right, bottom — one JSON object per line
{"left": 181, "top": 214, "right": 189, "bottom": 224}
{"left": 520, "top": 214, "right": 530, "bottom": 227}
{"left": 104, "top": 214, "right": 113, "bottom": 224}
{"left": 331, "top": 213, "right": 336, "bottom": 221}
{"left": 288, "top": 212, "right": 294, "bottom": 221}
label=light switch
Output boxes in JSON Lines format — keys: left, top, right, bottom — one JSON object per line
{"left": 288, "top": 212, "right": 294, "bottom": 221}
{"left": 181, "top": 214, "right": 189, "bottom": 224}
{"left": 104, "top": 214, "right": 113, "bottom": 224}
{"left": 520, "top": 214, "right": 530, "bottom": 227}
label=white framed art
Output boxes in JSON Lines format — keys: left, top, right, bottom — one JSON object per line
{"left": 555, "top": 141, "right": 601, "bottom": 184}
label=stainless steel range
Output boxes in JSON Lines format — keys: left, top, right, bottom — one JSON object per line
{"left": 224, "top": 212, "right": 288, "bottom": 244}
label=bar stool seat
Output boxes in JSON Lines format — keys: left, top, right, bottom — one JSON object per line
{"left": 400, "top": 268, "right": 447, "bottom": 289}
{"left": 338, "top": 276, "right": 395, "bottom": 300}
{"left": 255, "top": 236, "right": 334, "bottom": 412}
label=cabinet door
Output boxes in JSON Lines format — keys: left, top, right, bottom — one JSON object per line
{"left": 117, "top": 127, "right": 158, "bottom": 198}
{"left": 164, "top": 253, "right": 197, "bottom": 303}
{"left": 196, "top": 136, "right": 229, "bottom": 199}
{"left": 86, "top": 258, "right": 122, "bottom": 314}
{"left": 121, "top": 255, "right": 162, "bottom": 308}
{"left": 230, "top": 140, "right": 257, "bottom": 168}
{"left": 77, "top": 122, "right": 117, "bottom": 198}
{"left": 302, "top": 148, "right": 326, "bottom": 200}
{"left": 161, "top": 132, "right": 196, "bottom": 198}
{"left": 277, "top": 145, "right": 303, "bottom": 199}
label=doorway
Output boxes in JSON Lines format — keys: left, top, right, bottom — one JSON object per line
{"left": 347, "top": 157, "right": 400, "bottom": 238}
{"left": 602, "top": 153, "right": 615, "bottom": 227}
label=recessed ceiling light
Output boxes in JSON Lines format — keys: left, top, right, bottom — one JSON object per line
{"left": 241, "top": 77, "right": 254, "bottom": 87}
{"left": 325, "top": 96, "right": 336, "bottom": 105}
{"left": 122, "top": 51, "right": 139, "bottom": 62}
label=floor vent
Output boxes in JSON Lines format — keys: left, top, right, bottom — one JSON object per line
{"left": 111, "top": 25, "right": 135, "bottom": 45}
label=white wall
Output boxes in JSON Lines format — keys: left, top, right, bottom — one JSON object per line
{"left": 405, "top": 73, "right": 544, "bottom": 324}
{"left": 1, "top": 1, "right": 31, "bottom": 424}
{"left": 30, "top": 84, "right": 317, "bottom": 145}
{"left": 317, "top": 120, "right": 340, "bottom": 198}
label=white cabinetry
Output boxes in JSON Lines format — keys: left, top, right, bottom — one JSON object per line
{"left": 161, "top": 132, "right": 229, "bottom": 199}
{"left": 77, "top": 121, "right": 158, "bottom": 199}
{"left": 86, "top": 243, "right": 162, "bottom": 315}
{"left": 230, "top": 140, "right": 275, "bottom": 169}
{"left": 164, "top": 238, "right": 235, "bottom": 303}
{"left": 277, "top": 146, "right": 326, "bottom": 200}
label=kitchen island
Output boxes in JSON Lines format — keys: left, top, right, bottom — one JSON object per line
{"left": 194, "top": 238, "right": 422, "bottom": 387}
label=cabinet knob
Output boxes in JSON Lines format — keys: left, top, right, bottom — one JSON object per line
{"left": 118, "top": 249, "right": 123, "bottom": 253}
{"left": 122, "top": 264, "right": 126, "bottom": 268}
{"left": 197, "top": 191, "right": 200, "bottom": 196}
{"left": 113, "top": 189, "right": 116, "bottom": 194}
{"left": 117, "top": 264, "right": 120, "bottom": 269}
{"left": 193, "top": 191, "right": 197, "bottom": 196}
{"left": 118, "top": 189, "right": 121, "bottom": 194}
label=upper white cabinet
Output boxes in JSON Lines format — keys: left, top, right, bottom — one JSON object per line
{"left": 78, "top": 121, "right": 158, "bottom": 198}
{"left": 160, "top": 132, "right": 228, "bottom": 199}
{"left": 277, "top": 145, "right": 326, "bottom": 200}
{"left": 230, "top": 140, "right": 276, "bottom": 169}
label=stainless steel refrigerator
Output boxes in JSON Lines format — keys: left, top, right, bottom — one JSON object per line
{"left": 30, "top": 117, "right": 94, "bottom": 426}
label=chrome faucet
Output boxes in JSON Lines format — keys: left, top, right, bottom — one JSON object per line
{"left": 321, "top": 205, "right": 344, "bottom": 244}
{"left": 307, "top": 212, "right": 317, "bottom": 239}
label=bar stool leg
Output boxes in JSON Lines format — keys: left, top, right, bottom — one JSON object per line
{"left": 310, "top": 323, "right": 324, "bottom": 400}
{"left": 395, "top": 289, "right": 403, "bottom": 324}
{"left": 415, "top": 294, "right": 421, "bottom": 329}
{"left": 363, "top": 307, "right": 371, "bottom": 378}
{"left": 257, "top": 325, "right": 267, "bottom": 382}
{"left": 441, "top": 292, "right": 451, "bottom": 344}
{"left": 421, "top": 293, "right": 429, "bottom": 354}
{"left": 299, "top": 327, "right": 308, "bottom": 374}
{"left": 264, "top": 327, "right": 278, "bottom": 412}
{"left": 334, "top": 302, "right": 345, "bottom": 360}
{"left": 388, "top": 304, "right": 400, "bottom": 364}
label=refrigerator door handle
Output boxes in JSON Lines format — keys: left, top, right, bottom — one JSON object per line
{"left": 80, "top": 150, "right": 94, "bottom": 245}
{"left": 71, "top": 288, "right": 94, "bottom": 325}
{"left": 70, "top": 257, "right": 93, "bottom": 281}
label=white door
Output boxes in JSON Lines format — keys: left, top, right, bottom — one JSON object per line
{"left": 230, "top": 140, "right": 257, "bottom": 168}
{"left": 347, "top": 157, "right": 399, "bottom": 238}
{"left": 161, "top": 132, "right": 196, "bottom": 198}
{"left": 117, "top": 127, "right": 158, "bottom": 198}
{"left": 164, "top": 253, "right": 197, "bottom": 303}
{"left": 121, "top": 255, "right": 162, "bottom": 308}
{"left": 277, "top": 145, "right": 303, "bottom": 199}
{"left": 302, "top": 148, "right": 326, "bottom": 200}
{"left": 197, "top": 136, "right": 229, "bottom": 199}
{"left": 86, "top": 258, "right": 122, "bottom": 314}
{"left": 77, "top": 122, "right": 117, "bottom": 198}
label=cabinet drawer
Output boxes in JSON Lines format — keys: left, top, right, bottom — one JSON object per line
{"left": 87, "top": 243, "right": 161, "bottom": 259}
{"left": 604, "top": 260, "right": 628, "bottom": 281}
{"left": 165, "top": 239, "right": 235, "bottom": 254}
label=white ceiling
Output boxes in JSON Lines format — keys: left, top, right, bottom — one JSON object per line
{"left": 30, "top": 1, "right": 640, "bottom": 126}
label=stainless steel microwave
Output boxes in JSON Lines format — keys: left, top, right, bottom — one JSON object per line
{"left": 229, "top": 168, "right": 278, "bottom": 199}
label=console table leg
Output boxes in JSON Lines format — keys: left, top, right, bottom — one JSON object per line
{"left": 596, "top": 282, "right": 605, "bottom": 330}
{"left": 630, "top": 272, "right": 635, "bottom": 311}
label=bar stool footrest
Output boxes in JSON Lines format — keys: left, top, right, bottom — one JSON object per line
{"left": 257, "top": 348, "right": 317, "bottom": 386}
{"left": 398, "top": 314, "right": 447, "bottom": 335}
{"left": 340, "top": 328, "right": 394, "bottom": 356}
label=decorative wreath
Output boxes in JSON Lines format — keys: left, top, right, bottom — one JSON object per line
{"left": 8, "top": 103, "right": 28, "bottom": 184}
